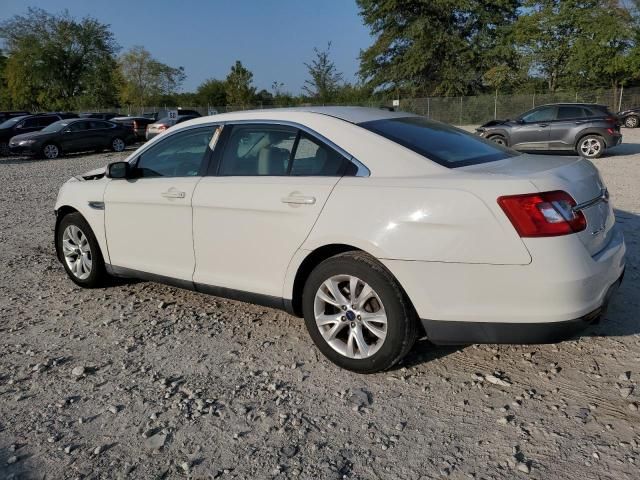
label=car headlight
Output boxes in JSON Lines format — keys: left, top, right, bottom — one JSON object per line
{"left": 18, "top": 139, "right": 37, "bottom": 146}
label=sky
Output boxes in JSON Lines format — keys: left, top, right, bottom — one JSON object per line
{"left": 0, "top": 0, "right": 373, "bottom": 94}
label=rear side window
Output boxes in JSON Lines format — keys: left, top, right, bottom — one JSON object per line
{"left": 37, "top": 116, "right": 58, "bottom": 127}
{"left": 20, "top": 118, "right": 40, "bottom": 128}
{"left": 290, "top": 133, "right": 352, "bottom": 176}
{"left": 557, "top": 106, "right": 587, "bottom": 119}
{"left": 69, "top": 121, "right": 91, "bottom": 132}
{"left": 359, "top": 117, "right": 518, "bottom": 168}
{"left": 219, "top": 125, "right": 297, "bottom": 176}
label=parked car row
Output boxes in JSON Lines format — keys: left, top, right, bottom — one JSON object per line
{"left": 476, "top": 103, "right": 622, "bottom": 158}
{"left": 0, "top": 108, "right": 204, "bottom": 158}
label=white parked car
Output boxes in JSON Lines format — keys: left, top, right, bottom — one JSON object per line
{"left": 54, "top": 107, "right": 625, "bottom": 373}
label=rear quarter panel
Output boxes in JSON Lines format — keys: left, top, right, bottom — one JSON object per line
{"left": 301, "top": 176, "right": 533, "bottom": 265}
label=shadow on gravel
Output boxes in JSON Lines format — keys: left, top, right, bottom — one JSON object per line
{"left": 0, "top": 446, "right": 38, "bottom": 480}
{"left": 396, "top": 341, "right": 462, "bottom": 370}
{"left": 608, "top": 142, "right": 640, "bottom": 156}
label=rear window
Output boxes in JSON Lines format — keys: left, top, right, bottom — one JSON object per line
{"left": 359, "top": 117, "right": 519, "bottom": 168}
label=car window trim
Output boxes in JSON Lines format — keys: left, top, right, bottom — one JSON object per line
{"left": 210, "top": 119, "right": 369, "bottom": 177}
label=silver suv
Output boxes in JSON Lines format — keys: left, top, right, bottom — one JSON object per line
{"left": 476, "top": 103, "right": 622, "bottom": 159}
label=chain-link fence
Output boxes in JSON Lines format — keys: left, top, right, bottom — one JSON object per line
{"left": 84, "top": 86, "right": 640, "bottom": 126}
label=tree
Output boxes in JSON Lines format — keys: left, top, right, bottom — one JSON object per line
{"left": 515, "top": 0, "right": 640, "bottom": 97}
{"left": 0, "top": 7, "right": 119, "bottom": 109}
{"left": 225, "top": 61, "right": 255, "bottom": 106}
{"left": 0, "top": 50, "right": 10, "bottom": 109}
{"left": 195, "top": 78, "right": 227, "bottom": 107}
{"left": 356, "top": 0, "right": 520, "bottom": 96}
{"left": 303, "top": 42, "right": 344, "bottom": 102}
{"left": 118, "top": 46, "right": 186, "bottom": 107}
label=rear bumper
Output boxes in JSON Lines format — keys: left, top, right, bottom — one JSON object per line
{"left": 382, "top": 224, "right": 626, "bottom": 340}
{"left": 421, "top": 272, "right": 623, "bottom": 344}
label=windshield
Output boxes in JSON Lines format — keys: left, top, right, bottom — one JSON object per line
{"left": 41, "top": 120, "right": 71, "bottom": 133}
{"left": 359, "top": 117, "right": 519, "bottom": 168}
{"left": 0, "top": 116, "right": 28, "bottom": 129}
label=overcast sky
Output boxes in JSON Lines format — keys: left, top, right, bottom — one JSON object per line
{"left": 1, "top": 0, "right": 373, "bottom": 94}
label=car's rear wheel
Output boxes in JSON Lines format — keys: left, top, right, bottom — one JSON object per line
{"left": 488, "top": 134, "right": 508, "bottom": 147}
{"left": 57, "top": 212, "right": 107, "bottom": 288}
{"left": 624, "top": 116, "right": 639, "bottom": 128}
{"left": 577, "top": 135, "right": 605, "bottom": 159}
{"left": 111, "top": 137, "right": 126, "bottom": 152}
{"left": 302, "top": 251, "right": 418, "bottom": 373}
{"left": 42, "top": 143, "right": 61, "bottom": 159}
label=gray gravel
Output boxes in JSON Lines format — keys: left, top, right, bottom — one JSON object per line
{"left": 1, "top": 132, "right": 639, "bottom": 479}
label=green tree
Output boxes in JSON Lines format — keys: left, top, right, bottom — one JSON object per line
{"left": 0, "top": 7, "right": 119, "bottom": 110}
{"left": 515, "top": 0, "right": 640, "bottom": 98}
{"left": 357, "top": 0, "right": 520, "bottom": 96}
{"left": 119, "top": 46, "right": 186, "bottom": 107}
{"left": 225, "top": 61, "right": 256, "bottom": 106}
{"left": 303, "top": 42, "right": 344, "bottom": 102}
{"left": 195, "top": 78, "right": 227, "bottom": 107}
{"left": 0, "top": 50, "right": 10, "bottom": 109}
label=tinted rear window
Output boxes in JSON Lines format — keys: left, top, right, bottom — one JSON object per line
{"left": 359, "top": 117, "right": 518, "bottom": 168}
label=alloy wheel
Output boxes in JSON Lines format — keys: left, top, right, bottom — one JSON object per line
{"left": 43, "top": 144, "right": 59, "bottom": 159}
{"left": 112, "top": 138, "right": 125, "bottom": 152}
{"left": 625, "top": 116, "right": 639, "bottom": 128}
{"left": 62, "top": 225, "right": 92, "bottom": 280}
{"left": 313, "top": 275, "right": 388, "bottom": 359}
{"left": 491, "top": 136, "right": 507, "bottom": 146}
{"left": 580, "top": 138, "right": 601, "bottom": 158}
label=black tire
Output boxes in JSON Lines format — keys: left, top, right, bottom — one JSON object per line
{"left": 302, "top": 251, "right": 418, "bottom": 373}
{"left": 576, "top": 135, "right": 605, "bottom": 159}
{"left": 488, "top": 134, "right": 508, "bottom": 147}
{"left": 56, "top": 212, "right": 107, "bottom": 288}
{"left": 0, "top": 142, "right": 9, "bottom": 157}
{"left": 111, "top": 137, "right": 126, "bottom": 152}
{"left": 42, "top": 143, "right": 61, "bottom": 159}
{"left": 624, "top": 115, "right": 639, "bottom": 128}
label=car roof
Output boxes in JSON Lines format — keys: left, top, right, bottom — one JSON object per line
{"left": 536, "top": 103, "right": 608, "bottom": 108}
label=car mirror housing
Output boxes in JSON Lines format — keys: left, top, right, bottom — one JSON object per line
{"left": 107, "top": 161, "right": 130, "bottom": 179}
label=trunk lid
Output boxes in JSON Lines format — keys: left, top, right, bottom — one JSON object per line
{"left": 462, "top": 154, "right": 614, "bottom": 256}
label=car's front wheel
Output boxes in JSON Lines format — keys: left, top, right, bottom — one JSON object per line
{"left": 577, "top": 135, "right": 605, "bottom": 159}
{"left": 488, "top": 134, "right": 508, "bottom": 147}
{"left": 57, "top": 212, "right": 107, "bottom": 288}
{"left": 302, "top": 252, "right": 418, "bottom": 373}
{"left": 111, "top": 137, "right": 126, "bottom": 152}
{"left": 42, "top": 143, "right": 61, "bottom": 159}
{"left": 624, "top": 116, "right": 639, "bottom": 128}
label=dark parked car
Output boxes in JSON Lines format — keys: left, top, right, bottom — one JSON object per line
{"left": 617, "top": 107, "right": 640, "bottom": 128}
{"left": 78, "top": 112, "right": 119, "bottom": 121}
{"left": 0, "top": 111, "right": 30, "bottom": 123}
{"left": 476, "top": 103, "right": 622, "bottom": 159}
{"left": 0, "top": 113, "right": 77, "bottom": 156}
{"left": 145, "top": 115, "right": 200, "bottom": 140}
{"left": 111, "top": 116, "right": 156, "bottom": 140}
{"left": 8, "top": 118, "right": 135, "bottom": 159}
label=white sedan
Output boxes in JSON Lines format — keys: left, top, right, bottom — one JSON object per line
{"left": 54, "top": 107, "right": 625, "bottom": 373}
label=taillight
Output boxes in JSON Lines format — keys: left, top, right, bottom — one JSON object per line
{"left": 498, "top": 191, "right": 586, "bottom": 237}
{"left": 158, "top": 124, "right": 167, "bottom": 131}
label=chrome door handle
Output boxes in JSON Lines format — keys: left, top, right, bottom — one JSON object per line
{"left": 281, "top": 195, "right": 316, "bottom": 205}
{"left": 161, "top": 190, "right": 185, "bottom": 199}
{"left": 538, "top": 123, "right": 548, "bottom": 127}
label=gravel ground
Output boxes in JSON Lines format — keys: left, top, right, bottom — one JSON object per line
{"left": 0, "top": 131, "right": 639, "bottom": 480}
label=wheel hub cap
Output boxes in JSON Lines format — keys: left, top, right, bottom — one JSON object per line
{"left": 314, "top": 275, "right": 388, "bottom": 359}
{"left": 62, "top": 225, "right": 92, "bottom": 280}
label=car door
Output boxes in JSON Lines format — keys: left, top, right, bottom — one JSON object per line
{"left": 548, "top": 106, "right": 588, "bottom": 150}
{"left": 14, "top": 116, "right": 46, "bottom": 136}
{"left": 88, "top": 120, "right": 113, "bottom": 148}
{"left": 103, "top": 125, "right": 217, "bottom": 280}
{"left": 509, "top": 106, "right": 556, "bottom": 150}
{"left": 192, "top": 123, "right": 356, "bottom": 298}
{"left": 60, "top": 120, "right": 92, "bottom": 152}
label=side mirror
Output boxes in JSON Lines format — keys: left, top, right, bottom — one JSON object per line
{"left": 107, "top": 161, "right": 131, "bottom": 179}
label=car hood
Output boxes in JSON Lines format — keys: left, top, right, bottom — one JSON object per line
{"left": 478, "top": 119, "right": 514, "bottom": 128}
{"left": 618, "top": 108, "right": 639, "bottom": 115}
{"left": 10, "top": 131, "right": 55, "bottom": 142}
{"left": 75, "top": 165, "right": 107, "bottom": 181}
